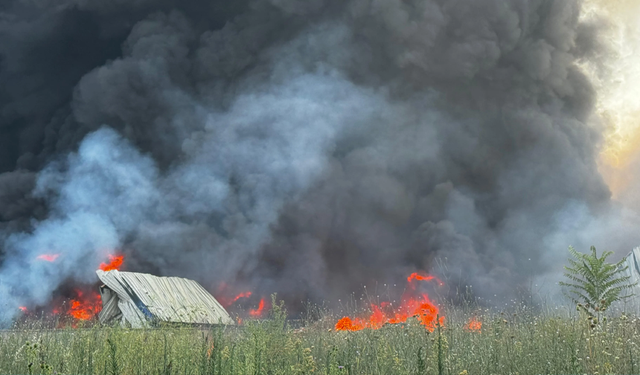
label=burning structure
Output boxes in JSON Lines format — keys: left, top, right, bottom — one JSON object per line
{"left": 97, "top": 270, "right": 234, "bottom": 328}
{"left": 1, "top": 0, "right": 640, "bottom": 323}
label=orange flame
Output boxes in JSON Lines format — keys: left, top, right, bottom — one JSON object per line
{"left": 220, "top": 291, "right": 253, "bottom": 307}
{"left": 36, "top": 254, "right": 61, "bottom": 262}
{"left": 215, "top": 283, "right": 254, "bottom": 307}
{"left": 465, "top": 317, "right": 482, "bottom": 332}
{"left": 232, "top": 291, "right": 252, "bottom": 303}
{"left": 18, "top": 306, "right": 28, "bottom": 312}
{"left": 336, "top": 294, "right": 444, "bottom": 332}
{"left": 68, "top": 290, "right": 102, "bottom": 320}
{"left": 336, "top": 272, "right": 445, "bottom": 331}
{"left": 249, "top": 298, "right": 267, "bottom": 317}
{"left": 407, "top": 272, "right": 443, "bottom": 286}
{"left": 99, "top": 254, "right": 124, "bottom": 271}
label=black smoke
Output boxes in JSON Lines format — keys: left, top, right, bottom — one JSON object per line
{"left": 1, "top": 0, "right": 638, "bottom": 320}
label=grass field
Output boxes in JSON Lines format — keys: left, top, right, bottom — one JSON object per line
{"left": 2, "top": 299, "right": 639, "bottom": 375}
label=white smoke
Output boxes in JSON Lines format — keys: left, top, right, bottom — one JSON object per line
{"left": 0, "top": 65, "right": 401, "bottom": 323}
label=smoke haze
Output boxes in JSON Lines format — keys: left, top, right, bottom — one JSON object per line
{"left": 1, "top": 0, "right": 639, "bottom": 321}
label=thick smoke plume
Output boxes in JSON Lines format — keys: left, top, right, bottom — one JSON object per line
{"left": 1, "top": 0, "right": 639, "bottom": 321}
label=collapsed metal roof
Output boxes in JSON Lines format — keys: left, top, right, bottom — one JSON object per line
{"left": 96, "top": 270, "right": 235, "bottom": 328}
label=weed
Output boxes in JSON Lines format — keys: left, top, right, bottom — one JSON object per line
{"left": 1, "top": 304, "right": 639, "bottom": 375}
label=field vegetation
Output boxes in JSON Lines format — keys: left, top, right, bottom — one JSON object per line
{"left": 2, "top": 247, "right": 637, "bottom": 375}
{"left": 2, "top": 297, "right": 640, "bottom": 375}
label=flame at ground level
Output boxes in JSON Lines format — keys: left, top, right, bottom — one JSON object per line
{"left": 69, "top": 290, "right": 102, "bottom": 320}
{"left": 249, "top": 298, "right": 267, "bottom": 318}
{"left": 336, "top": 272, "right": 445, "bottom": 332}
{"left": 335, "top": 294, "right": 444, "bottom": 332}
{"left": 18, "top": 288, "right": 103, "bottom": 322}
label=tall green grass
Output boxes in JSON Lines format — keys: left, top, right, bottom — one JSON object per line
{"left": 2, "top": 300, "right": 640, "bottom": 375}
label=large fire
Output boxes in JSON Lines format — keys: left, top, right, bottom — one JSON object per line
{"left": 68, "top": 253, "right": 125, "bottom": 319}
{"left": 335, "top": 272, "right": 445, "bottom": 332}
{"left": 67, "top": 254, "right": 124, "bottom": 320}
{"left": 22, "top": 251, "right": 274, "bottom": 324}
{"left": 69, "top": 289, "right": 102, "bottom": 320}
{"left": 19, "top": 253, "right": 124, "bottom": 322}
{"left": 25, "top": 251, "right": 273, "bottom": 324}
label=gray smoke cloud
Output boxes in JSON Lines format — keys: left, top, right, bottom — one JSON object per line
{"left": 1, "top": 0, "right": 639, "bottom": 321}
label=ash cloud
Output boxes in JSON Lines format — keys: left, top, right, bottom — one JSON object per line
{"left": 1, "top": 0, "right": 637, "bottom": 320}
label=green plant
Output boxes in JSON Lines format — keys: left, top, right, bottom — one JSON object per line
{"left": 559, "top": 246, "right": 637, "bottom": 318}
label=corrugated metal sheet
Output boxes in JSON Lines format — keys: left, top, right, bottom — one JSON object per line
{"left": 96, "top": 270, "right": 235, "bottom": 328}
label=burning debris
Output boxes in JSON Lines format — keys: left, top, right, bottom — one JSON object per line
{"left": 97, "top": 270, "right": 234, "bottom": 328}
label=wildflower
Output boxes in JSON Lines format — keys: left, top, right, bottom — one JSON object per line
{"left": 338, "top": 366, "right": 345, "bottom": 370}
